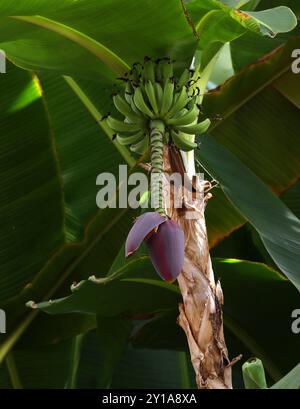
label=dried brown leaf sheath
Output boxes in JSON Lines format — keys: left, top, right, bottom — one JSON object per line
{"left": 163, "top": 146, "right": 232, "bottom": 389}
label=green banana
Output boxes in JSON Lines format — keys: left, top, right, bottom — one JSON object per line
{"left": 130, "top": 99, "right": 141, "bottom": 115}
{"left": 124, "top": 117, "right": 133, "bottom": 124}
{"left": 155, "top": 60, "right": 162, "bottom": 82}
{"left": 153, "top": 82, "right": 163, "bottom": 111}
{"left": 160, "top": 81, "right": 174, "bottom": 116}
{"left": 124, "top": 82, "right": 140, "bottom": 114}
{"left": 176, "top": 118, "right": 211, "bottom": 135}
{"left": 130, "top": 135, "right": 149, "bottom": 154}
{"left": 177, "top": 68, "right": 190, "bottom": 88}
{"left": 167, "top": 104, "right": 198, "bottom": 126}
{"left": 161, "top": 59, "right": 173, "bottom": 85}
{"left": 130, "top": 63, "right": 142, "bottom": 83}
{"left": 173, "top": 108, "right": 188, "bottom": 118}
{"left": 170, "top": 130, "right": 197, "bottom": 152}
{"left": 124, "top": 81, "right": 134, "bottom": 104}
{"left": 186, "top": 95, "right": 198, "bottom": 110}
{"left": 117, "top": 130, "right": 145, "bottom": 146}
{"left": 145, "top": 81, "right": 159, "bottom": 115}
{"left": 165, "top": 87, "right": 190, "bottom": 119}
{"left": 163, "top": 131, "right": 169, "bottom": 144}
{"left": 106, "top": 116, "right": 141, "bottom": 133}
{"left": 113, "top": 94, "right": 143, "bottom": 123}
{"left": 143, "top": 59, "right": 155, "bottom": 83}
{"left": 133, "top": 87, "right": 154, "bottom": 118}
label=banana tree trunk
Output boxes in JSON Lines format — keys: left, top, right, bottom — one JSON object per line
{"left": 163, "top": 146, "right": 233, "bottom": 389}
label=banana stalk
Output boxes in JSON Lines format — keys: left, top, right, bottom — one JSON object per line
{"left": 149, "top": 119, "right": 165, "bottom": 216}
{"left": 162, "top": 146, "right": 233, "bottom": 389}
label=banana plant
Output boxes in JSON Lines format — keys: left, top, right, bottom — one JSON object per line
{"left": 0, "top": 0, "right": 299, "bottom": 390}
{"left": 103, "top": 56, "right": 233, "bottom": 388}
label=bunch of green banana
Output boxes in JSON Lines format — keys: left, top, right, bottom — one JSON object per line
{"left": 106, "top": 57, "right": 211, "bottom": 154}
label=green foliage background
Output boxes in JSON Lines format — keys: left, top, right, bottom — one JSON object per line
{"left": 0, "top": 0, "right": 299, "bottom": 389}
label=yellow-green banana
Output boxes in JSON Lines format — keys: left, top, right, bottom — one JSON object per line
{"left": 161, "top": 59, "right": 173, "bottom": 85}
{"left": 117, "top": 130, "right": 145, "bottom": 146}
{"left": 106, "top": 116, "right": 141, "bottom": 133}
{"left": 133, "top": 87, "right": 154, "bottom": 118}
{"left": 176, "top": 118, "right": 211, "bottom": 134}
{"left": 165, "top": 87, "right": 190, "bottom": 119}
{"left": 154, "top": 82, "right": 163, "bottom": 111}
{"left": 145, "top": 81, "right": 159, "bottom": 115}
{"left": 170, "top": 130, "right": 197, "bottom": 152}
{"left": 143, "top": 59, "right": 156, "bottom": 83}
{"left": 124, "top": 81, "right": 134, "bottom": 104}
{"left": 130, "top": 135, "right": 149, "bottom": 154}
{"left": 160, "top": 81, "right": 174, "bottom": 116}
{"left": 177, "top": 68, "right": 190, "bottom": 88}
{"left": 167, "top": 104, "right": 198, "bottom": 126}
{"left": 113, "top": 94, "right": 143, "bottom": 123}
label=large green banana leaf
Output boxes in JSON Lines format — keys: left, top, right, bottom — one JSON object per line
{"left": 75, "top": 330, "right": 195, "bottom": 389}
{"left": 0, "top": 339, "right": 74, "bottom": 388}
{"left": 203, "top": 37, "right": 300, "bottom": 246}
{"left": 0, "top": 0, "right": 196, "bottom": 79}
{"left": 197, "top": 136, "right": 300, "bottom": 291}
{"left": 64, "top": 316, "right": 133, "bottom": 389}
{"left": 132, "top": 258, "right": 300, "bottom": 382}
{"left": 31, "top": 256, "right": 300, "bottom": 383}
{"left": 0, "top": 62, "right": 137, "bottom": 365}
{"left": 271, "top": 363, "right": 300, "bottom": 389}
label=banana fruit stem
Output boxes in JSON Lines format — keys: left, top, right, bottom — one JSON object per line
{"left": 150, "top": 119, "right": 165, "bottom": 216}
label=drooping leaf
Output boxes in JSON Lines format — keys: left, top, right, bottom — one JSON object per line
{"left": 187, "top": 0, "right": 296, "bottom": 52}
{"left": 237, "top": 7, "right": 297, "bottom": 37}
{"left": 29, "top": 257, "right": 180, "bottom": 316}
{"left": 196, "top": 10, "right": 246, "bottom": 49}
{"left": 258, "top": 0, "right": 300, "bottom": 19}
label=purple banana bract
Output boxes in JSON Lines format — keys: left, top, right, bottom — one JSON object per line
{"left": 125, "top": 212, "right": 184, "bottom": 282}
{"left": 125, "top": 212, "right": 166, "bottom": 257}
